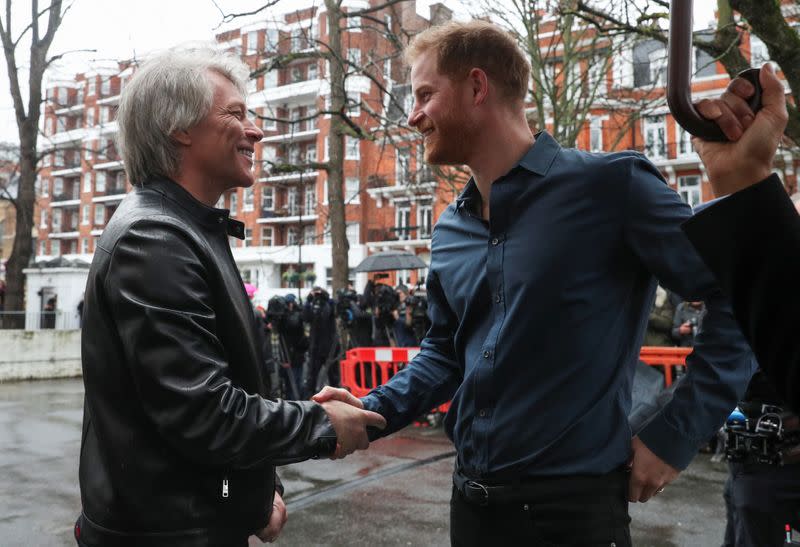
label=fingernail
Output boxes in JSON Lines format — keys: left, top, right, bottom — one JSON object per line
{"left": 764, "top": 62, "right": 774, "bottom": 74}
{"left": 707, "top": 104, "right": 722, "bottom": 118}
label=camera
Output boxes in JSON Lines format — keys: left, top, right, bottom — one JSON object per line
{"left": 266, "top": 295, "right": 288, "bottom": 327}
{"left": 406, "top": 294, "right": 430, "bottom": 342}
{"left": 335, "top": 288, "right": 359, "bottom": 323}
{"left": 373, "top": 284, "right": 399, "bottom": 327}
{"left": 309, "top": 288, "right": 330, "bottom": 316}
{"left": 725, "top": 404, "right": 800, "bottom": 466}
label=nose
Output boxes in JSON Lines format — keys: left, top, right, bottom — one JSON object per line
{"left": 407, "top": 103, "right": 423, "bottom": 128}
{"left": 244, "top": 115, "right": 264, "bottom": 142}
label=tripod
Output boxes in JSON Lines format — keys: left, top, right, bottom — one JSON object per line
{"left": 271, "top": 330, "right": 302, "bottom": 400}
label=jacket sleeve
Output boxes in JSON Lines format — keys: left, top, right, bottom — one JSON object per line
{"left": 105, "top": 219, "right": 336, "bottom": 468}
{"left": 360, "top": 254, "right": 463, "bottom": 438}
{"left": 683, "top": 174, "right": 800, "bottom": 414}
{"left": 621, "top": 155, "right": 757, "bottom": 469}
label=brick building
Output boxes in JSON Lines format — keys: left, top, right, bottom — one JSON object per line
{"left": 34, "top": 1, "right": 798, "bottom": 304}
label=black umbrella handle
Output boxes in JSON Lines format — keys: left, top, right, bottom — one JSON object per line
{"left": 667, "top": 0, "right": 763, "bottom": 142}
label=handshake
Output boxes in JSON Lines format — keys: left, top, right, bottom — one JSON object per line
{"left": 312, "top": 386, "right": 387, "bottom": 459}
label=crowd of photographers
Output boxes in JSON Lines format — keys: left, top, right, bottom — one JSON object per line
{"left": 250, "top": 280, "right": 431, "bottom": 400}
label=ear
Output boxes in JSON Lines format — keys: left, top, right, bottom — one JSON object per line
{"left": 172, "top": 129, "right": 192, "bottom": 146}
{"left": 468, "top": 68, "right": 489, "bottom": 106}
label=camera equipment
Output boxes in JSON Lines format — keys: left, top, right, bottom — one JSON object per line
{"left": 405, "top": 294, "right": 430, "bottom": 342}
{"left": 264, "top": 295, "right": 302, "bottom": 399}
{"left": 374, "top": 284, "right": 399, "bottom": 324}
{"left": 335, "top": 288, "right": 359, "bottom": 323}
{"left": 724, "top": 404, "right": 800, "bottom": 466}
{"left": 266, "top": 295, "right": 288, "bottom": 328}
{"left": 309, "top": 288, "right": 330, "bottom": 316}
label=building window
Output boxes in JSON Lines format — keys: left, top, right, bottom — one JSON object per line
{"left": 81, "top": 238, "right": 89, "bottom": 254}
{"left": 349, "top": 15, "right": 361, "bottom": 31}
{"left": 246, "top": 78, "right": 257, "bottom": 95}
{"left": 100, "top": 78, "right": 111, "bottom": 96}
{"left": 304, "top": 185, "right": 316, "bottom": 212}
{"left": 95, "top": 171, "right": 106, "bottom": 193}
{"left": 395, "top": 205, "right": 410, "bottom": 241}
{"left": 51, "top": 239, "right": 61, "bottom": 255}
{"left": 229, "top": 236, "right": 239, "bottom": 248}
{"left": 40, "top": 209, "right": 48, "bottom": 229}
{"left": 590, "top": 118, "right": 603, "bottom": 152}
{"left": 84, "top": 143, "right": 93, "bottom": 161}
{"left": 261, "top": 106, "right": 277, "bottom": 131}
{"left": 305, "top": 143, "right": 317, "bottom": 163}
{"left": 287, "top": 187, "right": 299, "bottom": 215}
{"left": 396, "top": 147, "right": 410, "bottom": 185}
{"left": 648, "top": 49, "right": 667, "bottom": 87}
{"left": 643, "top": 116, "right": 666, "bottom": 159}
{"left": 41, "top": 178, "right": 49, "bottom": 197}
{"left": 81, "top": 205, "right": 90, "bottom": 225}
{"left": 100, "top": 106, "right": 110, "bottom": 124}
{"left": 261, "top": 226, "right": 274, "bottom": 246}
{"left": 346, "top": 222, "right": 359, "bottom": 246}
{"left": 243, "top": 187, "right": 254, "bottom": 211}
{"left": 87, "top": 78, "right": 96, "bottom": 96}
{"left": 307, "top": 62, "right": 318, "bottom": 80}
{"left": 346, "top": 92, "right": 360, "bottom": 116}
{"left": 94, "top": 204, "right": 106, "bottom": 226}
{"left": 243, "top": 228, "right": 253, "bottom": 247}
{"left": 261, "top": 187, "right": 274, "bottom": 211}
{"left": 345, "top": 136, "right": 359, "bottom": 160}
{"left": 677, "top": 175, "right": 701, "bottom": 209}
{"left": 262, "top": 143, "right": 277, "bottom": 163}
{"left": 266, "top": 28, "right": 279, "bottom": 50}
{"left": 86, "top": 108, "right": 95, "bottom": 126}
{"left": 345, "top": 177, "right": 360, "bottom": 204}
{"left": 229, "top": 193, "right": 238, "bottom": 216}
{"left": 678, "top": 126, "right": 694, "bottom": 157}
{"left": 55, "top": 150, "right": 64, "bottom": 167}
{"left": 53, "top": 177, "right": 64, "bottom": 196}
{"left": 325, "top": 267, "right": 355, "bottom": 289}
{"left": 39, "top": 240, "right": 47, "bottom": 256}
{"left": 303, "top": 225, "right": 316, "bottom": 245}
{"left": 83, "top": 172, "right": 92, "bottom": 192}
{"left": 247, "top": 30, "right": 259, "bottom": 54}
{"left": 264, "top": 70, "right": 278, "bottom": 89}
{"left": 418, "top": 203, "right": 433, "bottom": 239}
{"left": 287, "top": 226, "right": 298, "bottom": 245}
{"left": 347, "top": 48, "right": 361, "bottom": 71}
{"left": 52, "top": 209, "right": 62, "bottom": 231}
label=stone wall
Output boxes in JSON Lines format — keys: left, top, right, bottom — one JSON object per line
{"left": 0, "top": 329, "right": 81, "bottom": 381}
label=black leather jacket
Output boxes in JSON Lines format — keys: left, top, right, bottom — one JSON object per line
{"left": 77, "top": 178, "right": 336, "bottom": 547}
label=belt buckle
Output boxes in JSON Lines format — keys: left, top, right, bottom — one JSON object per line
{"left": 466, "top": 480, "right": 489, "bottom": 506}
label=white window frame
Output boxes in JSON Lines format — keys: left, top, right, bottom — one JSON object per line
{"left": 261, "top": 226, "right": 274, "bottom": 246}
{"left": 51, "top": 239, "right": 61, "bottom": 256}
{"left": 750, "top": 35, "right": 769, "bottom": 66}
{"left": 82, "top": 205, "right": 90, "bottom": 225}
{"left": 589, "top": 117, "right": 603, "bottom": 152}
{"left": 395, "top": 205, "right": 411, "bottom": 241}
{"left": 40, "top": 209, "right": 48, "bottom": 229}
{"left": 94, "top": 204, "right": 106, "bottom": 226}
{"left": 261, "top": 187, "right": 275, "bottom": 211}
{"left": 247, "top": 30, "right": 259, "bottom": 54}
{"left": 287, "top": 187, "right": 299, "bottom": 215}
{"left": 95, "top": 171, "right": 106, "bottom": 193}
{"left": 396, "top": 147, "right": 410, "bottom": 185}
{"left": 643, "top": 116, "right": 666, "bottom": 159}
{"left": 304, "top": 185, "right": 316, "bottom": 212}
{"left": 678, "top": 125, "right": 694, "bottom": 157}
{"left": 677, "top": 175, "right": 702, "bottom": 209}
{"left": 243, "top": 187, "right": 254, "bottom": 212}
{"left": 244, "top": 228, "right": 253, "bottom": 247}
{"left": 81, "top": 238, "right": 89, "bottom": 254}
{"left": 346, "top": 222, "right": 359, "bottom": 246}
{"left": 287, "top": 226, "right": 298, "bottom": 245}
{"left": 417, "top": 203, "right": 433, "bottom": 239}
{"left": 83, "top": 172, "right": 92, "bottom": 193}
{"left": 345, "top": 136, "right": 359, "bottom": 160}
{"left": 229, "top": 193, "right": 238, "bottom": 216}
{"left": 345, "top": 177, "right": 360, "bottom": 204}
{"left": 303, "top": 225, "right": 316, "bottom": 245}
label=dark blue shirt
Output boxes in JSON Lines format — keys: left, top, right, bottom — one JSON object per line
{"left": 361, "top": 132, "right": 755, "bottom": 481}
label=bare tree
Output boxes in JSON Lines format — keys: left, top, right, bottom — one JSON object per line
{"left": 570, "top": 0, "right": 800, "bottom": 146}
{"left": 0, "top": 0, "right": 67, "bottom": 325}
{"left": 223, "top": 0, "right": 441, "bottom": 293}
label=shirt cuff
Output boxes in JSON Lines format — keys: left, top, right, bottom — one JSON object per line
{"left": 636, "top": 411, "right": 703, "bottom": 470}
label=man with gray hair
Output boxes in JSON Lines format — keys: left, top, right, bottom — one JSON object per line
{"left": 75, "top": 47, "right": 385, "bottom": 547}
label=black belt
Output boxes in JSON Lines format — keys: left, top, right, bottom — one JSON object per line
{"left": 453, "top": 467, "right": 629, "bottom": 507}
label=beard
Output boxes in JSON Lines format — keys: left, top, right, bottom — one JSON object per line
{"left": 422, "top": 103, "right": 476, "bottom": 166}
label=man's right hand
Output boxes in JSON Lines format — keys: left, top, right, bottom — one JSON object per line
{"left": 318, "top": 393, "right": 386, "bottom": 459}
{"left": 678, "top": 323, "right": 692, "bottom": 335}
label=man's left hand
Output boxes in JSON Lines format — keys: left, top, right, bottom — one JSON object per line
{"left": 255, "top": 491, "right": 288, "bottom": 543}
{"left": 627, "top": 436, "right": 679, "bottom": 503}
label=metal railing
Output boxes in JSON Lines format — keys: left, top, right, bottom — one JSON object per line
{"left": 0, "top": 311, "right": 81, "bottom": 330}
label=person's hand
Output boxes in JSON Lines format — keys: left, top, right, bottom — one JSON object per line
{"left": 312, "top": 386, "right": 364, "bottom": 408}
{"left": 628, "top": 436, "right": 679, "bottom": 502}
{"left": 678, "top": 323, "right": 692, "bottom": 335}
{"left": 280, "top": 361, "right": 290, "bottom": 369}
{"left": 693, "top": 63, "right": 788, "bottom": 197}
{"left": 255, "top": 491, "right": 288, "bottom": 543}
{"left": 318, "top": 396, "right": 386, "bottom": 459}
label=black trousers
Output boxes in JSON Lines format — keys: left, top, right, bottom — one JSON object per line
{"left": 723, "top": 461, "right": 800, "bottom": 547}
{"left": 450, "top": 470, "right": 631, "bottom": 547}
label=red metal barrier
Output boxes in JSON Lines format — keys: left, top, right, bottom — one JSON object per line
{"left": 340, "top": 346, "right": 693, "bottom": 409}
{"left": 639, "top": 346, "right": 692, "bottom": 386}
{"left": 339, "top": 347, "right": 450, "bottom": 414}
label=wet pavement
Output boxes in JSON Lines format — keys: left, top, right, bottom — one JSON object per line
{"left": 0, "top": 379, "right": 728, "bottom": 546}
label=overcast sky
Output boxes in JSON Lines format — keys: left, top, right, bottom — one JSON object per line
{"left": 0, "top": 0, "right": 717, "bottom": 143}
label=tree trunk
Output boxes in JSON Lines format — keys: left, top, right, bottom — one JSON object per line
{"left": 325, "top": 0, "right": 350, "bottom": 293}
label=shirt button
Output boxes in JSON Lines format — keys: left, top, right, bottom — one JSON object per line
{"left": 478, "top": 409, "right": 487, "bottom": 417}
{"left": 482, "top": 350, "right": 491, "bottom": 359}
{"left": 217, "top": 217, "right": 224, "bottom": 223}
{"left": 494, "top": 294, "right": 502, "bottom": 304}
{"left": 491, "top": 237, "right": 499, "bottom": 246}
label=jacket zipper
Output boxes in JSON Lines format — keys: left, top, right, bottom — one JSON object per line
{"left": 222, "top": 477, "right": 229, "bottom": 498}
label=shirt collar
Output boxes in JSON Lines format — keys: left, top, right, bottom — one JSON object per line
{"left": 143, "top": 176, "right": 246, "bottom": 239}
{"left": 455, "top": 131, "right": 561, "bottom": 212}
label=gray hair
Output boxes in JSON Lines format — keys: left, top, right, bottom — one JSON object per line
{"left": 117, "top": 46, "right": 250, "bottom": 186}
